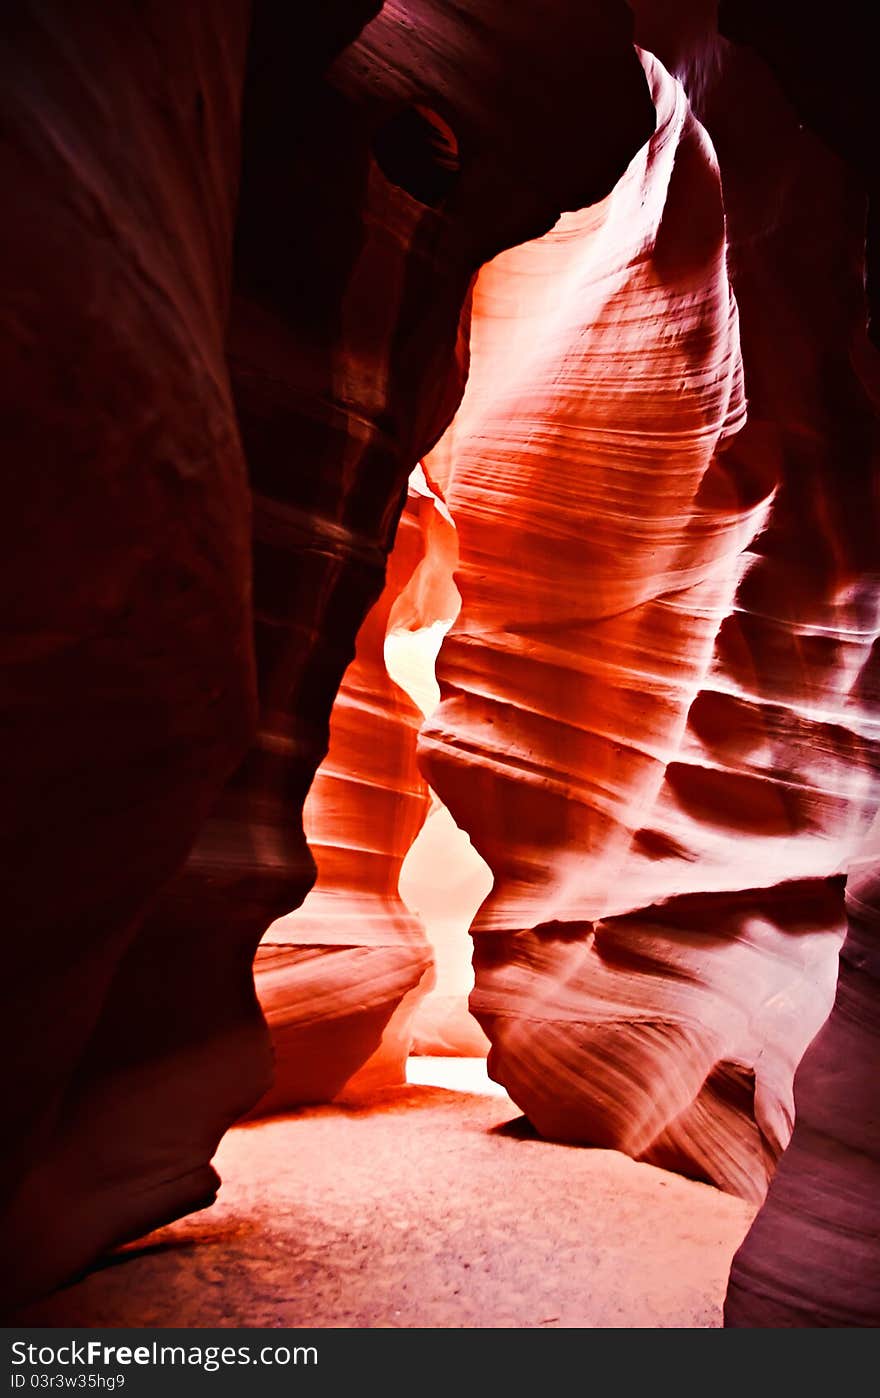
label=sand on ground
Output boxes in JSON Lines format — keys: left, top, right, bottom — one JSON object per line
{"left": 13, "top": 1073, "right": 755, "bottom": 1329}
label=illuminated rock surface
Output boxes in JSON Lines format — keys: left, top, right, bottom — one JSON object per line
{"left": 0, "top": 0, "right": 653, "bottom": 1305}
{"left": 251, "top": 464, "right": 492, "bottom": 1098}
{"left": 2, "top": 0, "right": 877, "bottom": 1331}
{"left": 419, "top": 45, "right": 880, "bottom": 1201}
{"left": 251, "top": 479, "right": 447, "bottom": 1111}
{"left": 387, "top": 494, "right": 494, "bottom": 1059}
{"left": 630, "top": 0, "right": 880, "bottom": 1322}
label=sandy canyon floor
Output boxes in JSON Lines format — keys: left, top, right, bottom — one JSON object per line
{"left": 14, "top": 1062, "right": 756, "bottom": 1328}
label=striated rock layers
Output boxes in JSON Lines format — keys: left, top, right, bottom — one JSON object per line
{"left": 252, "top": 472, "right": 458, "bottom": 1111}
{"left": 0, "top": 0, "right": 258, "bottom": 1308}
{"left": 634, "top": 0, "right": 880, "bottom": 1325}
{"left": 725, "top": 826, "right": 880, "bottom": 1326}
{"left": 420, "top": 46, "right": 880, "bottom": 1201}
{"left": 0, "top": 1, "right": 654, "bottom": 1305}
{"left": 252, "top": 456, "right": 492, "bottom": 1102}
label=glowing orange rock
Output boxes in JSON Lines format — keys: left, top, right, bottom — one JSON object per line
{"left": 252, "top": 458, "right": 494, "bottom": 1100}
{"left": 0, "top": 0, "right": 655, "bottom": 1308}
{"left": 420, "top": 49, "right": 880, "bottom": 1199}
{"left": 631, "top": 0, "right": 880, "bottom": 1317}
{"left": 252, "top": 476, "right": 454, "bottom": 1109}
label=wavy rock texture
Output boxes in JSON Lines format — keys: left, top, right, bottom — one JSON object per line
{"left": 725, "top": 827, "right": 880, "bottom": 1326}
{"left": 420, "top": 46, "right": 880, "bottom": 1201}
{"left": 0, "top": 1, "right": 655, "bottom": 1306}
{"left": 0, "top": 0, "right": 257, "bottom": 1308}
{"left": 252, "top": 462, "right": 490, "bottom": 1100}
{"left": 632, "top": 0, "right": 880, "bottom": 1320}
{"left": 135, "top": 0, "right": 653, "bottom": 1146}
{"left": 386, "top": 481, "right": 494, "bottom": 1058}
{"left": 252, "top": 474, "right": 459, "bottom": 1111}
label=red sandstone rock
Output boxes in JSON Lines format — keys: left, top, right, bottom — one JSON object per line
{"left": 420, "top": 45, "right": 880, "bottom": 1200}
{"left": 0, "top": 0, "right": 256, "bottom": 1307}
{"left": 725, "top": 824, "right": 880, "bottom": 1326}
{"left": 251, "top": 479, "right": 445, "bottom": 1112}
{"left": 131, "top": 0, "right": 653, "bottom": 1146}
{"left": 631, "top": 0, "right": 880, "bottom": 1318}
{"left": 716, "top": 0, "right": 878, "bottom": 345}
{"left": 14, "top": 0, "right": 876, "bottom": 1327}
{"left": 251, "top": 460, "right": 490, "bottom": 1099}
{"left": 387, "top": 473, "right": 494, "bottom": 1059}
{"left": 0, "top": 1, "right": 654, "bottom": 1306}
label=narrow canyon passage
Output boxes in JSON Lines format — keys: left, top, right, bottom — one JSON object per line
{"left": 249, "top": 461, "right": 494, "bottom": 1109}
{"left": 2, "top": 0, "right": 878, "bottom": 1333}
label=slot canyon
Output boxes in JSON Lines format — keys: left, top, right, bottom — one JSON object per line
{"left": 1, "top": 0, "right": 877, "bottom": 1331}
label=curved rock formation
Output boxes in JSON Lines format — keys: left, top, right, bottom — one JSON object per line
{"left": 724, "top": 825, "right": 880, "bottom": 1326}
{"left": 252, "top": 458, "right": 492, "bottom": 1099}
{"left": 420, "top": 45, "right": 880, "bottom": 1200}
{"left": 153, "top": 0, "right": 652, "bottom": 1138}
{"left": 386, "top": 478, "right": 494, "bottom": 1059}
{"left": 252, "top": 474, "right": 457, "bottom": 1111}
{"left": 0, "top": 1, "right": 654, "bottom": 1305}
{"left": 0, "top": 0, "right": 258, "bottom": 1306}
{"left": 631, "top": 0, "right": 880, "bottom": 1317}
{"left": 14, "top": 0, "right": 876, "bottom": 1327}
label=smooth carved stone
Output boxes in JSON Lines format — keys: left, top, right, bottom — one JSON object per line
{"left": 631, "top": 0, "right": 880, "bottom": 1307}
{"left": 420, "top": 47, "right": 880, "bottom": 1199}
{"left": 725, "top": 836, "right": 880, "bottom": 1326}
{"left": 387, "top": 470, "right": 495, "bottom": 1059}
{"left": 0, "top": 1, "right": 655, "bottom": 1306}
{"left": 128, "top": 0, "right": 652, "bottom": 1157}
{"left": 0, "top": 0, "right": 257, "bottom": 1308}
{"left": 252, "top": 463, "right": 491, "bottom": 1099}
{"left": 626, "top": 0, "right": 880, "bottom": 1321}
{"left": 251, "top": 479, "right": 449, "bottom": 1113}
